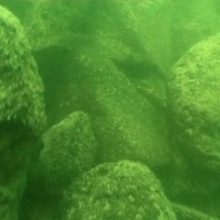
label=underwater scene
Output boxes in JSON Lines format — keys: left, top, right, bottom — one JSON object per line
{"left": 0, "top": 0, "right": 220, "bottom": 219}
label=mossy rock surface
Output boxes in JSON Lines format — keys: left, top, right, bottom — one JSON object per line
{"left": 168, "top": 33, "right": 220, "bottom": 172}
{"left": 41, "top": 111, "right": 97, "bottom": 184}
{"left": 0, "top": 5, "right": 46, "bottom": 134}
{"left": 25, "top": 0, "right": 172, "bottom": 73}
{"left": 62, "top": 160, "right": 176, "bottom": 220}
{"left": 68, "top": 46, "right": 171, "bottom": 170}
{"left": 0, "top": 5, "right": 46, "bottom": 220}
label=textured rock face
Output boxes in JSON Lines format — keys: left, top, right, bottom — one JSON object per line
{"left": 41, "top": 111, "right": 97, "bottom": 185}
{"left": 62, "top": 160, "right": 176, "bottom": 220}
{"left": 25, "top": 0, "right": 172, "bottom": 72}
{"left": 0, "top": 6, "right": 46, "bottom": 220}
{"left": 0, "top": 5, "right": 46, "bottom": 133}
{"left": 68, "top": 48, "right": 171, "bottom": 170}
{"left": 24, "top": 0, "right": 90, "bottom": 49}
{"left": 1, "top": 1, "right": 220, "bottom": 220}
{"left": 19, "top": 111, "right": 96, "bottom": 220}
{"left": 167, "top": 33, "right": 220, "bottom": 217}
{"left": 26, "top": 0, "right": 172, "bottom": 171}
{"left": 168, "top": 33, "right": 220, "bottom": 172}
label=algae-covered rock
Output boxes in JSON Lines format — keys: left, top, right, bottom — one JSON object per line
{"left": 29, "top": 1, "right": 173, "bottom": 172}
{"left": 68, "top": 45, "right": 171, "bottom": 170}
{"left": 25, "top": 0, "right": 172, "bottom": 73}
{"left": 165, "top": 35, "right": 220, "bottom": 216}
{"left": 0, "top": 0, "right": 32, "bottom": 23}
{"left": 24, "top": 0, "right": 90, "bottom": 51}
{"left": 0, "top": 5, "right": 46, "bottom": 133}
{"left": 167, "top": 33, "right": 220, "bottom": 217}
{"left": 168, "top": 33, "right": 220, "bottom": 172}
{"left": 0, "top": 5, "right": 46, "bottom": 220}
{"left": 41, "top": 111, "right": 96, "bottom": 184}
{"left": 62, "top": 160, "right": 176, "bottom": 220}
{"left": 19, "top": 111, "right": 96, "bottom": 220}
{"left": 23, "top": 0, "right": 173, "bottom": 171}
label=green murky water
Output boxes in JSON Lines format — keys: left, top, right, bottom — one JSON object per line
{"left": 0, "top": 1, "right": 220, "bottom": 219}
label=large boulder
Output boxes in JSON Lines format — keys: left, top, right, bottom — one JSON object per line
{"left": 61, "top": 160, "right": 176, "bottom": 220}
{"left": 20, "top": 111, "right": 96, "bottom": 220}
{"left": 168, "top": 33, "right": 220, "bottom": 173}
{"left": 67, "top": 47, "right": 171, "bottom": 171}
{"left": 25, "top": 0, "right": 172, "bottom": 73}
{"left": 40, "top": 111, "right": 97, "bottom": 185}
{"left": 0, "top": 5, "right": 46, "bottom": 220}
{"left": 167, "top": 33, "right": 220, "bottom": 216}
{"left": 22, "top": 0, "right": 172, "bottom": 132}
{"left": 0, "top": 6, "right": 45, "bottom": 132}
{"left": 27, "top": 0, "right": 173, "bottom": 173}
